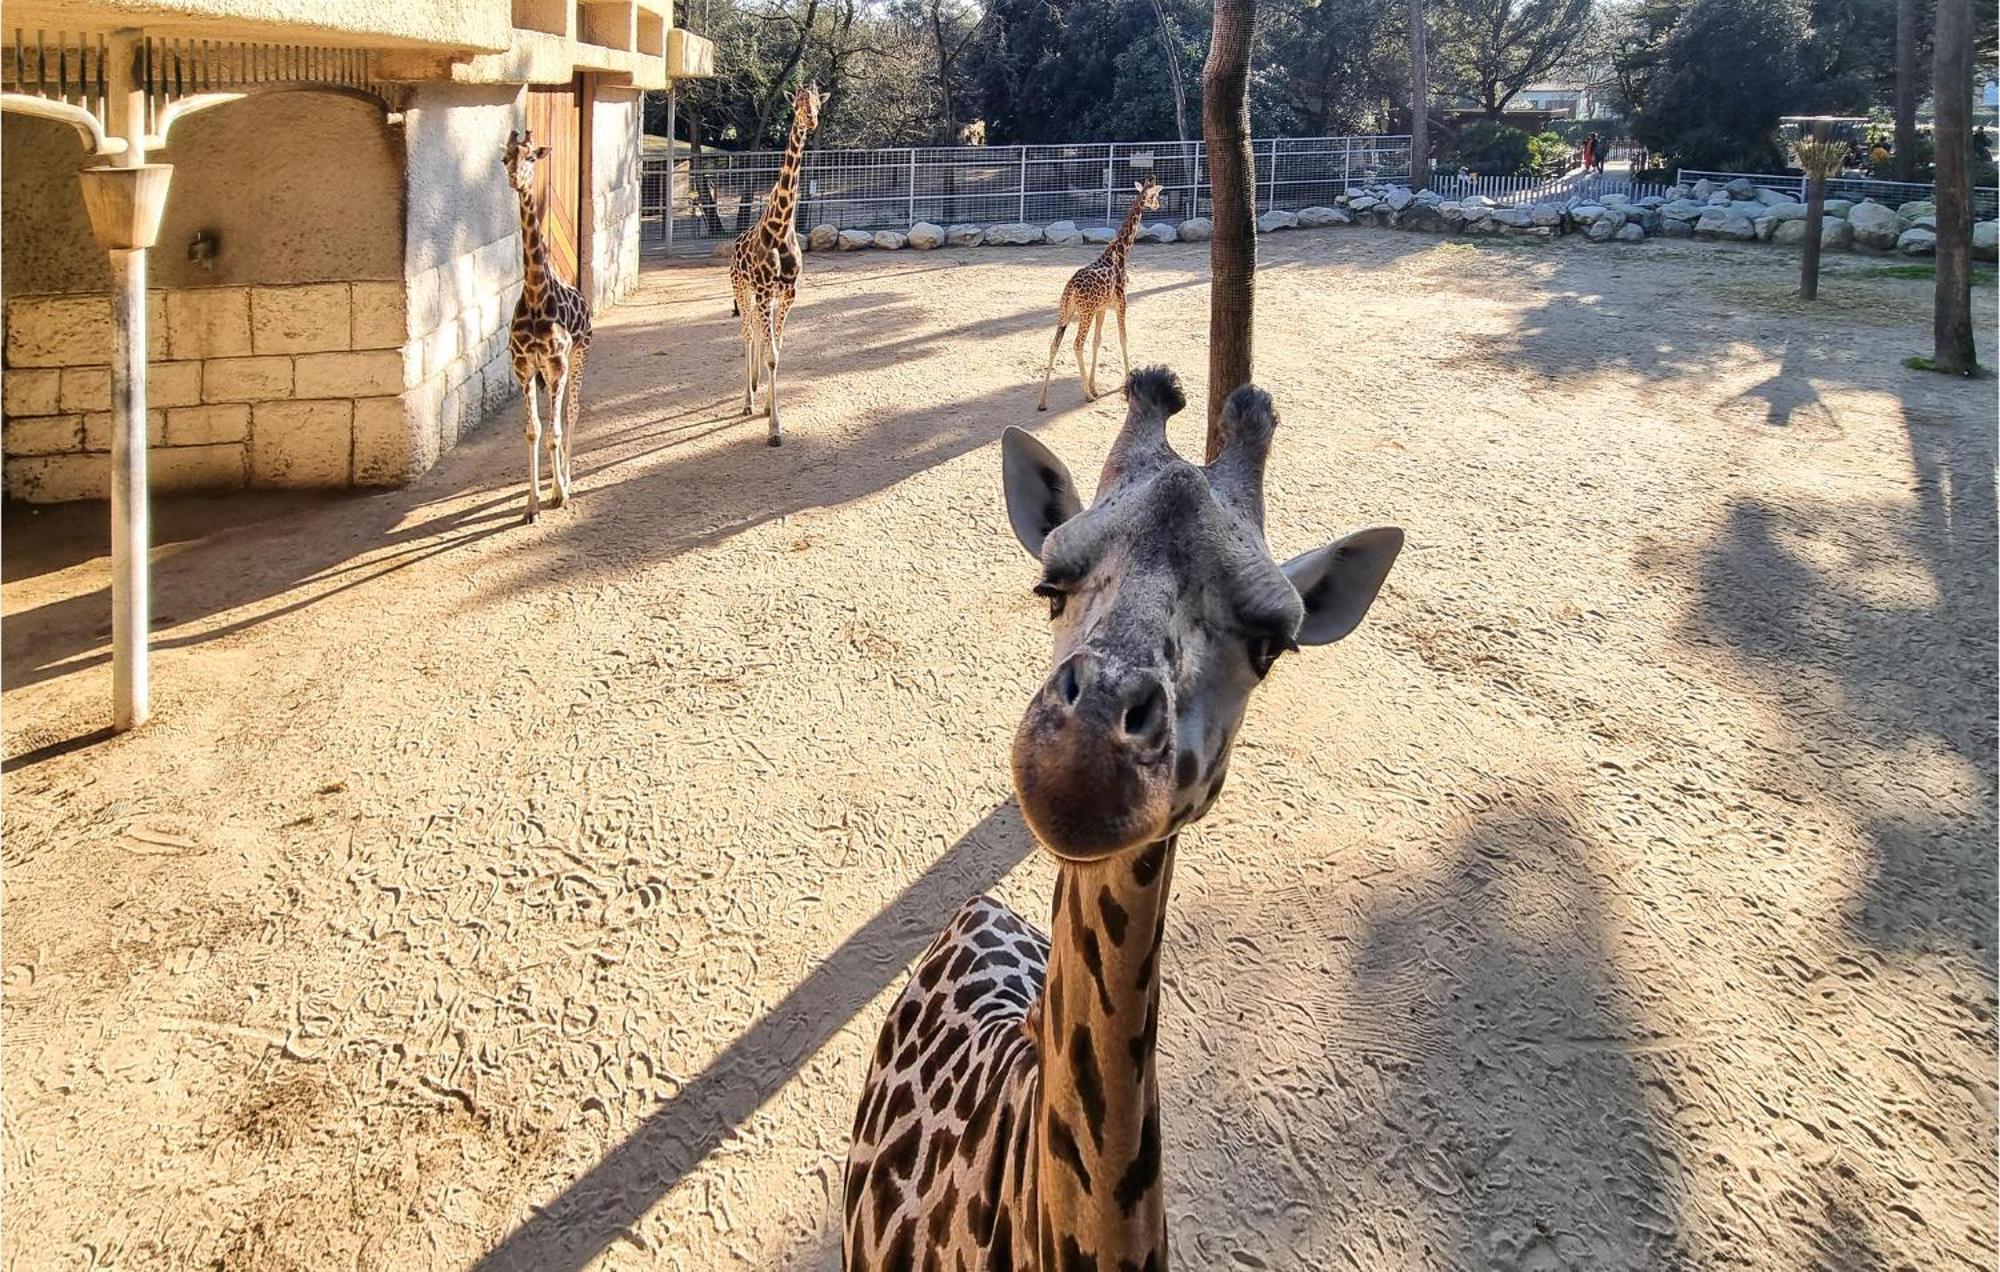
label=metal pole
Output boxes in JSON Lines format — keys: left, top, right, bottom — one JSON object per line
{"left": 1018, "top": 145, "right": 1027, "bottom": 222}
{"left": 664, "top": 87, "right": 677, "bottom": 254}
{"left": 1106, "top": 151, "right": 1114, "bottom": 227}
{"left": 908, "top": 147, "right": 917, "bottom": 226}
{"left": 109, "top": 30, "right": 150, "bottom": 732}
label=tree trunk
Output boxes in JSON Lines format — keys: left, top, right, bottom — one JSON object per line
{"left": 1894, "top": 0, "right": 1920, "bottom": 181}
{"left": 1931, "top": 0, "right": 1978, "bottom": 372}
{"left": 1409, "top": 0, "right": 1428, "bottom": 191}
{"left": 1149, "top": 0, "right": 1192, "bottom": 143}
{"left": 1202, "top": 0, "right": 1257, "bottom": 454}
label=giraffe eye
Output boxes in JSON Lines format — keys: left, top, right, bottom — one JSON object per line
{"left": 1033, "top": 581, "right": 1067, "bottom": 620}
{"left": 1248, "top": 634, "right": 1296, "bottom": 678}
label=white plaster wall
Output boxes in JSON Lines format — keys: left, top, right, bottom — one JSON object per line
{"left": 1, "top": 94, "right": 403, "bottom": 298}
{"left": 591, "top": 86, "right": 644, "bottom": 310}
{"left": 398, "top": 82, "right": 528, "bottom": 472}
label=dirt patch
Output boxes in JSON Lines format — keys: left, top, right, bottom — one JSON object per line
{"left": 5, "top": 230, "right": 1994, "bottom": 1269}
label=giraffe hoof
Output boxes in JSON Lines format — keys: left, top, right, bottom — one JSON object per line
{"left": 1037, "top": 403, "right": 1048, "bottom": 412}
{"left": 768, "top": 435, "right": 784, "bottom": 448}
{"left": 522, "top": 511, "right": 538, "bottom": 525}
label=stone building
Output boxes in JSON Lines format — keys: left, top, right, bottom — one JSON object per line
{"left": 1, "top": 0, "right": 713, "bottom": 503}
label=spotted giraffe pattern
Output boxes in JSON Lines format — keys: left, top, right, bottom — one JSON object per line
{"left": 1037, "top": 179, "right": 1163, "bottom": 411}
{"left": 504, "top": 129, "right": 592, "bottom": 524}
{"left": 845, "top": 838, "right": 1178, "bottom": 1272}
{"left": 731, "top": 83, "right": 821, "bottom": 446}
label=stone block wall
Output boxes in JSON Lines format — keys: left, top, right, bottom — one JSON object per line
{"left": 402, "top": 231, "right": 523, "bottom": 469}
{"left": 3, "top": 280, "right": 416, "bottom": 502}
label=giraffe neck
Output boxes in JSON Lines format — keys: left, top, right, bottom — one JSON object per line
{"left": 1102, "top": 197, "right": 1150, "bottom": 271}
{"left": 760, "top": 115, "right": 811, "bottom": 237}
{"left": 517, "top": 184, "right": 552, "bottom": 308}
{"left": 1034, "top": 837, "right": 1175, "bottom": 1270}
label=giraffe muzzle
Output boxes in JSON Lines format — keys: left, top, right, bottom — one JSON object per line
{"left": 1011, "top": 653, "right": 1175, "bottom": 860}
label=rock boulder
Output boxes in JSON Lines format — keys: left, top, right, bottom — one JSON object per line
{"left": 905, "top": 221, "right": 945, "bottom": 249}
{"left": 1177, "top": 217, "right": 1214, "bottom": 241}
{"left": 837, "top": 228, "right": 874, "bottom": 250}
{"left": 808, "top": 223, "right": 839, "bottom": 251}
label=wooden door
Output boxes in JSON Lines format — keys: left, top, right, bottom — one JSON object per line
{"left": 526, "top": 81, "right": 585, "bottom": 292}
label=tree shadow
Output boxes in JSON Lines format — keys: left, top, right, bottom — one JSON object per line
{"left": 1324, "top": 792, "right": 1692, "bottom": 1268}
{"left": 473, "top": 799, "right": 1033, "bottom": 1272}
{"left": 1676, "top": 405, "right": 1998, "bottom": 956}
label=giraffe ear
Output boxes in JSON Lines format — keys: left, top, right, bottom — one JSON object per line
{"left": 1281, "top": 527, "right": 1404, "bottom": 645}
{"left": 1002, "top": 427, "right": 1083, "bottom": 558}
{"left": 531, "top": 145, "right": 551, "bottom": 161}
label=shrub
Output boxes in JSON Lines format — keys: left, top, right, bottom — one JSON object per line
{"left": 1526, "top": 130, "right": 1572, "bottom": 175}
{"left": 1445, "top": 121, "right": 1534, "bottom": 176}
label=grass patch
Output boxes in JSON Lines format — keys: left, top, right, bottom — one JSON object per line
{"left": 1857, "top": 262, "right": 1998, "bottom": 284}
{"left": 1904, "top": 354, "right": 1988, "bottom": 376}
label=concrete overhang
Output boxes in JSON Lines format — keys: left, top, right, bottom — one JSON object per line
{"left": 2, "top": 0, "right": 515, "bottom": 53}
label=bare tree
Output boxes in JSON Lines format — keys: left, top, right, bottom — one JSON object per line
{"left": 1930, "top": 0, "right": 1978, "bottom": 372}
{"left": 1433, "top": 0, "right": 1595, "bottom": 119}
{"left": 1203, "top": 0, "right": 1258, "bottom": 451}
{"left": 1148, "top": 0, "right": 1193, "bottom": 142}
{"left": 1410, "top": 0, "right": 1430, "bottom": 190}
{"left": 1894, "top": 0, "right": 1920, "bottom": 181}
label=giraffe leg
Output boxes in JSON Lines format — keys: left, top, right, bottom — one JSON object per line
{"left": 1116, "top": 301, "right": 1131, "bottom": 386}
{"left": 1087, "top": 311, "right": 1106, "bottom": 396}
{"left": 560, "top": 343, "right": 586, "bottom": 505}
{"left": 1074, "top": 318, "right": 1094, "bottom": 400}
{"left": 737, "top": 281, "right": 760, "bottom": 416}
{"left": 545, "top": 353, "right": 571, "bottom": 507}
{"left": 522, "top": 372, "right": 544, "bottom": 525}
{"left": 763, "top": 298, "right": 784, "bottom": 446}
{"left": 1037, "top": 323, "right": 1069, "bottom": 411}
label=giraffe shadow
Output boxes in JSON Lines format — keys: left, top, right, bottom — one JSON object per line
{"left": 473, "top": 799, "right": 1036, "bottom": 1272}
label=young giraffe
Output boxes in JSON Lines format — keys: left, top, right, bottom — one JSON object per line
{"left": 844, "top": 368, "right": 1405, "bottom": 1270}
{"left": 731, "top": 82, "right": 823, "bottom": 446}
{"left": 1036, "top": 177, "right": 1164, "bottom": 412}
{"left": 503, "top": 129, "right": 593, "bottom": 524}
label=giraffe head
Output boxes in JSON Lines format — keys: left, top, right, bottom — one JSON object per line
{"left": 1001, "top": 367, "right": 1402, "bottom": 860}
{"left": 502, "top": 130, "right": 550, "bottom": 195}
{"left": 792, "top": 81, "right": 824, "bottom": 132}
{"left": 1134, "top": 177, "right": 1163, "bottom": 212}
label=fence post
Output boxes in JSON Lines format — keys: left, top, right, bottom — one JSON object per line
{"left": 1343, "top": 141, "right": 1351, "bottom": 193}
{"left": 1265, "top": 138, "right": 1276, "bottom": 213}
{"left": 907, "top": 149, "right": 917, "bottom": 226}
{"left": 663, "top": 88, "right": 676, "bottom": 255}
{"left": 1107, "top": 143, "right": 1116, "bottom": 226}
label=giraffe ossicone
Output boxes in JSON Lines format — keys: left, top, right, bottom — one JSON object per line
{"left": 844, "top": 367, "right": 1404, "bottom": 1270}
{"left": 731, "top": 82, "right": 823, "bottom": 446}
{"left": 504, "top": 128, "right": 593, "bottom": 524}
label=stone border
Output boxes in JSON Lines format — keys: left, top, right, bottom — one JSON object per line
{"left": 758, "top": 176, "right": 1997, "bottom": 262}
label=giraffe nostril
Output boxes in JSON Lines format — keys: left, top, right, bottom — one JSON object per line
{"left": 1056, "top": 660, "right": 1081, "bottom": 708}
{"left": 1122, "top": 680, "right": 1165, "bottom": 739}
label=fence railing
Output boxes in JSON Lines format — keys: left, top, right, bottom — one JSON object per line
{"left": 1434, "top": 170, "right": 1674, "bottom": 207}
{"left": 1676, "top": 168, "right": 1997, "bottom": 220}
{"left": 645, "top": 135, "right": 1413, "bottom": 251}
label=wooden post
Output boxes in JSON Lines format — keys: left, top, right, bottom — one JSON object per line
{"left": 1797, "top": 122, "right": 1839, "bottom": 302}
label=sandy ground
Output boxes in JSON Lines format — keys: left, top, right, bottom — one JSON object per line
{"left": 3, "top": 231, "right": 1994, "bottom": 1271}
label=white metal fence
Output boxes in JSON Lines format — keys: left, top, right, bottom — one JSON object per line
{"left": 1677, "top": 168, "right": 1997, "bottom": 219}
{"left": 645, "top": 135, "right": 1413, "bottom": 251}
{"left": 1434, "top": 170, "right": 1675, "bottom": 207}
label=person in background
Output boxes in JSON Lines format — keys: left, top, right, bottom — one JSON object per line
{"left": 1976, "top": 127, "right": 1992, "bottom": 163}
{"left": 1869, "top": 140, "right": 1891, "bottom": 169}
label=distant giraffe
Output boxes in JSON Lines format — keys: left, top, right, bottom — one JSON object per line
{"left": 843, "top": 368, "right": 1406, "bottom": 1270}
{"left": 503, "top": 129, "right": 592, "bottom": 524}
{"left": 1037, "top": 177, "right": 1164, "bottom": 411}
{"left": 731, "top": 82, "right": 823, "bottom": 446}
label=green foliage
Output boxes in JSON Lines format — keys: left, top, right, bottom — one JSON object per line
{"left": 1444, "top": 121, "right": 1533, "bottom": 175}
{"left": 1525, "top": 129, "right": 1572, "bottom": 174}
{"left": 1631, "top": 0, "right": 1808, "bottom": 170}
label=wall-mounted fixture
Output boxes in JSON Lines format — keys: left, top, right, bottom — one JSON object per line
{"left": 188, "top": 228, "right": 217, "bottom": 271}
